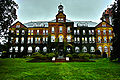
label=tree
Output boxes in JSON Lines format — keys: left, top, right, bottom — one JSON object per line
{"left": 0, "top": 0, "right": 18, "bottom": 45}
{"left": 110, "top": 0, "right": 120, "bottom": 61}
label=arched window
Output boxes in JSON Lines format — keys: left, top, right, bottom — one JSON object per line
{"left": 104, "top": 46, "right": 108, "bottom": 52}
{"left": 43, "top": 47, "right": 47, "bottom": 52}
{"left": 75, "top": 47, "right": 80, "bottom": 53}
{"left": 35, "top": 47, "right": 40, "bottom": 52}
{"left": 90, "top": 46, "right": 95, "bottom": 52}
{"left": 67, "top": 47, "right": 71, "bottom": 53}
{"left": 59, "top": 35, "right": 63, "bottom": 42}
{"left": 21, "top": 46, "right": 24, "bottom": 52}
{"left": 52, "top": 48, "right": 55, "bottom": 52}
{"left": 98, "top": 46, "right": 102, "bottom": 52}
{"left": 28, "top": 46, "right": 32, "bottom": 53}
{"left": 82, "top": 46, "right": 87, "bottom": 52}
{"left": 110, "top": 46, "right": 113, "bottom": 52}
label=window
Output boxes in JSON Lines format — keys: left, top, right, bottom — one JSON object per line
{"left": 98, "top": 46, "right": 102, "bottom": 52}
{"left": 67, "top": 27, "right": 70, "bottom": 33}
{"left": 9, "top": 47, "right": 13, "bottom": 52}
{"left": 31, "top": 30, "right": 33, "bottom": 35}
{"left": 37, "top": 30, "right": 39, "bottom": 35}
{"left": 92, "top": 37, "right": 95, "bottom": 43}
{"left": 82, "top": 46, "right": 87, "bottom": 52}
{"left": 46, "top": 37, "right": 48, "bottom": 42}
{"left": 51, "top": 35, "right": 55, "bottom": 42}
{"left": 89, "top": 30, "right": 91, "bottom": 35}
{"left": 92, "top": 30, "right": 94, "bottom": 35}
{"left": 16, "top": 25, "right": 20, "bottom": 28}
{"left": 31, "top": 37, "right": 33, "bottom": 43}
{"left": 28, "top": 37, "right": 30, "bottom": 43}
{"left": 67, "top": 47, "right": 71, "bottom": 53}
{"left": 74, "top": 37, "right": 76, "bottom": 43}
{"left": 35, "top": 47, "right": 40, "bottom": 52}
{"left": 59, "top": 27, "right": 62, "bottom": 33}
{"left": 21, "top": 46, "right": 24, "bottom": 52}
{"left": 104, "top": 46, "right": 108, "bottom": 52}
{"left": 43, "top": 30, "right": 45, "bottom": 35}
{"left": 109, "top": 36, "right": 112, "bottom": 42}
{"left": 83, "top": 30, "right": 85, "bottom": 35}
{"left": 109, "top": 30, "right": 112, "bottom": 35}
{"left": 77, "top": 37, "right": 80, "bottom": 43}
{"left": 11, "top": 30, "right": 14, "bottom": 33}
{"left": 21, "top": 37, "right": 24, "bottom": 44}
{"left": 52, "top": 48, "right": 55, "bottom": 52}
{"left": 90, "top": 47, "right": 95, "bottom": 52}
{"left": 38, "top": 38, "right": 40, "bottom": 44}
{"left": 59, "top": 35, "right": 63, "bottom": 42}
{"left": 110, "top": 46, "right": 113, "bottom": 52}
{"left": 98, "top": 30, "right": 100, "bottom": 35}
{"left": 15, "top": 46, "right": 18, "bottom": 52}
{"left": 16, "top": 37, "right": 18, "bottom": 43}
{"left": 28, "top": 30, "right": 30, "bottom": 35}
{"left": 103, "top": 30, "right": 106, "bottom": 35}
{"left": 35, "top": 37, "right": 38, "bottom": 44}
{"left": 77, "top": 30, "right": 79, "bottom": 35}
{"left": 10, "top": 37, "right": 13, "bottom": 43}
{"left": 82, "top": 37, "right": 84, "bottom": 43}
{"left": 46, "top": 30, "right": 48, "bottom": 35}
{"left": 28, "top": 46, "right": 32, "bottom": 53}
{"left": 75, "top": 47, "right": 80, "bottom": 53}
{"left": 85, "top": 37, "right": 87, "bottom": 43}
{"left": 98, "top": 37, "right": 101, "bottom": 43}
{"left": 16, "top": 30, "right": 19, "bottom": 35}
{"left": 43, "top": 37, "right": 45, "bottom": 43}
{"left": 52, "top": 27, "right": 54, "bottom": 33}
{"left": 74, "top": 30, "right": 76, "bottom": 35}
{"left": 102, "top": 22, "right": 106, "bottom": 27}
{"left": 104, "top": 37, "right": 107, "bottom": 43}
{"left": 43, "top": 47, "right": 47, "bottom": 52}
{"left": 22, "top": 30, "right": 24, "bottom": 35}
{"left": 89, "top": 37, "right": 92, "bottom": 43}
{"left": 67, "top": 35, "right": 71, "bottom": 42}
{"left": 58, "top": 18, "right": 64, "bottom": 22}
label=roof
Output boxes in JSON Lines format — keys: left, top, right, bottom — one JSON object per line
{"left": 24, "top": 19, "right": 97, "bottom": 28}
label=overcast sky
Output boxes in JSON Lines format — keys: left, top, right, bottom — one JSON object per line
{"left": 14, "top": 0, "right": 115, "bottom": 23}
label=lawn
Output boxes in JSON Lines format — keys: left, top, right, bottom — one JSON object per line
{"left": 0, "top": 58, "right": 120, "bottom": 80}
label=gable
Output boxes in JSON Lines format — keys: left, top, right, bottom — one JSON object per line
{"left": 10, "top": 21, "right": 27, "bottom": 28}
{"left": 95, "top": 21, "right": 112, "bottom": 28}
{"left": 56, "top": 12, "right": 66, "bottom": 18}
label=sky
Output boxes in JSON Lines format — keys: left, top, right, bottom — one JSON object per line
{"left": 14, "top": 0, "right": 115, "bottom": 23}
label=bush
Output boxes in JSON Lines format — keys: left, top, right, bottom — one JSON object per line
{"left": 66, "top": 54, "right": 72, "bottom": 58}
{"left": 78, "top": 53, "right": 90, "bottom": 60}
{"left": 72, "top": 53, "right": 79, "bottom": 58}
{"left": 46, "top": 53, "right": 55, "bottom": 59}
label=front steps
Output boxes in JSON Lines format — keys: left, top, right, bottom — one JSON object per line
{"left": 52, "top": 56, "right": 69, "bottom": 62}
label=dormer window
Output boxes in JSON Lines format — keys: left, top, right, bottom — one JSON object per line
{"left": 16, "top": 30, "right": 19, "bottom": 35}
{"left": 58, "top": 18, "right": 64, "bottom": 22}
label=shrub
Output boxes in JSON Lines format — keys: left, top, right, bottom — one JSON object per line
{"left": 78, "top": 53, "right": 90, "bottom": 60}
{"left": 72, "top": 53, "right": 79, "bottom": 58}
{"left": 78, "top": 53, "right": 84, "bottom": 59}
{"left": 66, "top": 54, "right": 72, "bottom": 58}
{"left": 46, "top": 53, "right": 55, "bottom": 58}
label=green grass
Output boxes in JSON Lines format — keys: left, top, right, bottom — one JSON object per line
{"left": 0, "top": 58, "right": 120, "bottom": 80}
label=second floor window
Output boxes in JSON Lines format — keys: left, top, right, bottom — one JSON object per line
{"left": 83, "top": 30, "right": 85, "bottom": 35}
{"left": 67, "top": 27, "right": 70, "bottom": 33}
{"left": 59, "top": 27, "right": 62, "bottom": 33}
{"left": 98, "top": 37, "right": 101, "bottom": 43}
{"left": 89, "top": 37, "right": 92, "bottom": 43}
{"left": 92, "top": 30, "right": 94, "bottom": 35}
{"left": 89, "top": 30, "right": 91, "bottom": 35}
{"left": 98, "top": 30, "right": 100, "bottom": 35}
{"left": 22, "top": 30, "right": 24, "bottom": 35}
{"left": 21, "top": 37, "right": 24, "bottom": 44}
{"left": 104, "top": 37, "right": 107, "bottom": 43}
{"left": 28, "top": 30, "right": 30, "bottom": 35}
{"left": 43, "top": 30, "right": 45, "bottom": 35}
{"left": 16, "top": 37, "right": 18, "bottom": 43}
{"left": 31, "top": 30, "right": 33, "bottom": 35}
{"left": 37, "top": 30, "right": 39, "bottom": 35}
{"left": 85, "top": 37, "right": 87, "bottom": 43}
{"left": 109, "top": 30, "right": 112, "bottom": 35}
{"left": 16, "top": 30, "right": 19, "bottom": 35}
{"left": 103, "top": 30, "right": 106, "bottom": 35}
{"left": 46, "top": 30, "right": 48, "bottom": 35}
{"left": 52, "top": 27, "right": 54, "bottom": 33}
{"left": 67, "top": 35, "right": 71, "bottom": 42}
{"left": 31, "top": 37, "right": 33, "bottom": 43}
{"left": 28, "top": 37, "right": 30, "bottom": 43}
{"left": 77, "top": 30, "right": 79, "bottom": 35}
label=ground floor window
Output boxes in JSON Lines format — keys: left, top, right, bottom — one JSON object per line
{"left": 28, "top": 46, "right": 32, "bottom": 53}
{"left": 35, "top": 47, "right": 40, "bottom": 52}
{"left": 82, "top": 46, "right": 87, "bottom": 52}
{"left": 15, "top": 46, "right": 18, "bottom": 52}
{"left": 98, "top": 46, "right": 102, "bottom": 52}
{"left": 75, "top": 47, "right": 80, "bottom": 53}
{"left": 43, "top": 47, "right": 47, "bottom": 52}
{"left": 9, "top": 47, "right": 13, "bottom": 52}
{"left": 104, "top": 46, "right": 108, "bottom": 52}
{"left": 21, "top": 46, "right": 24, "bottom": 52}
{"left": 90, "top": 46, "right": 95, "bottom": 52}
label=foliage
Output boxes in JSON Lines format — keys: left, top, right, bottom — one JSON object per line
{"left": 46, "top": 53, "right": 55, "bottom": 59}
{"left": 110, "top": 0, "right": 120, "bottom": 61}
{"left": 2, "top": 51, "right": 6, "bottom": 53}
{"left": 66, "top": 54, "right": 72, "bottom": 58}
{"left": 0, "top": 0, "right": 18, "bottom": 30}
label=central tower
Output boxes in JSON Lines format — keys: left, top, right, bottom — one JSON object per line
{"left": 56, "top": 4, "right": 66, "bottom": 22}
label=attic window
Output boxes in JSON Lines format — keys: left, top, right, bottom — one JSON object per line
{"left": 16, "top": 25, "right": 20, "bottom": 28}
